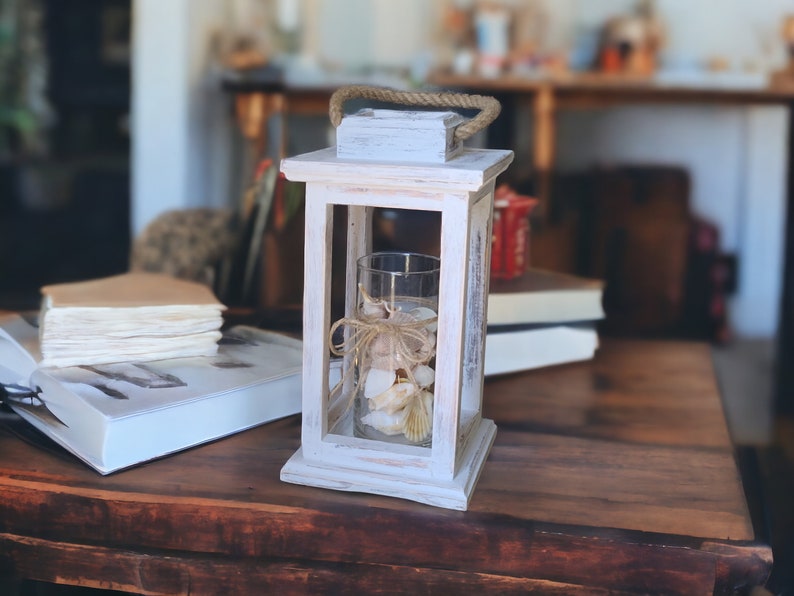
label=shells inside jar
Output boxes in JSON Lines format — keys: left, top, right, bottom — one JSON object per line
{"left": 349, "top": 252, "right": 440, "bottom": 446}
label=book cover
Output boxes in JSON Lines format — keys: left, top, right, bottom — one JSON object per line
{"left": 488, "top": 268, "right": 605, "bottom": 326}
{"left": 0, "top": 313, "right": 302, "bottom": 474}
{"left": 484, "top": 323, "right": 599, "bottom": 376}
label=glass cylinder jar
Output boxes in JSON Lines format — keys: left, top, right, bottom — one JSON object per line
{"left": 352, "top": 252, "right": 440, "bottom": 446}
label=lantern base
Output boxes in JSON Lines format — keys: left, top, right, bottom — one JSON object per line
{"left": 280, "top": 419, "right": 496, "bottom": 511}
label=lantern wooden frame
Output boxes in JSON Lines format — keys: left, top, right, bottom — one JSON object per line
{"left": 279, "top": 108, "right": 513, "bottom": 510}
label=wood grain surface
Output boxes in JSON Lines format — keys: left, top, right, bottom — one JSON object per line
{"left": 0, "top": 339, "right": 772, "bottom": 594}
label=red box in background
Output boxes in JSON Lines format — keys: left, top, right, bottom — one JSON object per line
{"left": 491, "top": 185, "right": 538, "bottom": 280}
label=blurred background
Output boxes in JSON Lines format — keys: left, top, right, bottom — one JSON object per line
{"left": 1, "top": 1, "right": 794, "bottom": 591}
{"left": 2, "top": 0, "right": 791, "bottom": 332}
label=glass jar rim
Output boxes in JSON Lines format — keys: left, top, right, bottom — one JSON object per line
{"left": 357, "top": 251, "right": 440, "bottom": 276}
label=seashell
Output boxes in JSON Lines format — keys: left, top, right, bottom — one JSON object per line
{"left": 363, "top": 367, "right": 395, "bottom": 399}
{"left": 412, "top": 364, "right": 435, "bottom": 388}
{"left": 408, "top": 306, "right": 438, "bottom": 332}
{"left": 361, "top": 408, "right": 407, "bottom": 435}
{"left": 402, "top": 332, "right": 430, "bottom": 356}
{"left": 414, "top": 331, "right": 435, "bottom": 361}
{"left": 422, "top": 390, "right": 433, "bottom": 408}
{"left": 369, "top": 381, "right": 417, "bottom": 414}
{"left": 358, "top": 283, "right": 387, "bottom": 318}
{"left": 402, "top": 390, "right": 433, "bottom": 443}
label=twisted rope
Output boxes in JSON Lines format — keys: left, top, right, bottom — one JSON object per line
{"left": 329, "top": 85, "right": 501, "bottom": 144}
{"left": 329, "top": 315, "right": 436, "bottom": 366}
{"left": 327, "top": 312, "right": 437, "bottom": 407}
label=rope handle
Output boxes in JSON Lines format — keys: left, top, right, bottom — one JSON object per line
{"left": 329, "top": 85, "right": 501, "bottom": 144}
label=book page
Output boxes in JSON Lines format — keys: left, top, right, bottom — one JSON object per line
{"left": 0, "top": 313, "right": 41, "bottom": 384}
{"left": 32, "top": 326, "right": 303, "bottom": 421}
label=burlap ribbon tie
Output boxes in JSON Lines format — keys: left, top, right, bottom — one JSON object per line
{"left": 328, "top": 314, "right": 438, "bottom": 403}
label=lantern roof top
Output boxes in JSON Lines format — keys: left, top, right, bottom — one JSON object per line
{"left": 281, "top": 147, "right": 514, "bottom": 191}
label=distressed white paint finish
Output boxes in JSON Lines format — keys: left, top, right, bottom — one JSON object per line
{"left": 280, "top": 419, "right": 496, "bottom": 511}
{"left": 432, "top": 193, "right": 470, "bottom": 479}
{"left": 337, "top": 109, "right": 465, "bottom": 163}
{"left": 280, "top": 133, "right": 512, "bottom": 510}
{"left": 300, "top": 189, "right": 334, "bottom": 460}
{"left": 461, "top": 190, "right": 494, "bottom": 412}
{"left": 282, "top": 146, "right": 512, "bottom": 191}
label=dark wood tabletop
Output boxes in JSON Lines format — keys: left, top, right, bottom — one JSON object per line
{"left": 0, "top": 339, "right": 772, "bottom": 594}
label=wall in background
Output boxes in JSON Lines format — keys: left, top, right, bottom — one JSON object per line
{"left": 132, "top": 0, "right": 235, "bottom": 235}
{"left": 131, "top": 0, "right": 792, "bottom": 337}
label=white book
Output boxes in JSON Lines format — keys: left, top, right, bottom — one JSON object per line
{"left": 488, "top": 268, "right": 605, "bottom": 326}
{"left": 38, "top": 272, "right": 227, "bottom": 368}
{"left": 484, "top": 324, "right": 599, "bottom": 377}
{"left": 0, "top": 313, "right": 302, "bottom": 474}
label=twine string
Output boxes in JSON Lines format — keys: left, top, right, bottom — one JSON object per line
{"left": 327, "top": 313, "right": 438, "bottom": 409}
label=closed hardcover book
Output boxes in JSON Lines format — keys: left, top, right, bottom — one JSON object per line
{"left": 0, "top": 313, "right": 302, "bottom": 474}
{"left": 488, "top": 269, "right": 604, "bottom": 325}
{"left": 488, "top": 268, "right": 605, "bottom": 326}
{"left": 484, "top": 323, "right": 599, "bottom": 377}
{"left": 485, "top": 269, "right": 605, "bottom": 375}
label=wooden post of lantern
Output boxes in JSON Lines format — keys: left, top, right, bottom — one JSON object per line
{"left": 280, "top": 86, "right": 513, "bottom": 510}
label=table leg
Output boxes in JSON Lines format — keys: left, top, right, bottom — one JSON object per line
{"left": 533, "top": 84, "right": 556, "bottom": 217}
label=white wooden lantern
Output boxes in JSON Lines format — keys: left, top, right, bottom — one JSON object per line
{"left": 280, "top": 86, "right": 513, "bottom": 510}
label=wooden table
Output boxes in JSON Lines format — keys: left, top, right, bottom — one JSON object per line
{"left": 0, "top": 339, "right": 771, "bottom": 594}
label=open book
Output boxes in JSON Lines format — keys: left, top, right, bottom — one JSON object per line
{"left": 0, "top": 313, "right": 303, "bottom": 474}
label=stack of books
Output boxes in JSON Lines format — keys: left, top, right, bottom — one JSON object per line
{"left": 0, "top": 272, "right": 303, "bottom": 474}
{"left": 38, "top": 272, "right": 227, "bottom": 368}
{"left": 484, "top": 268, "right": 605, "bottom": 376}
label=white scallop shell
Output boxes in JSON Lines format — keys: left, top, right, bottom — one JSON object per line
{"left": 403, "top": 390, "right": 433, "bottom": 443}
{"left": 412, "top": 364, "right": 435, "bottom": 388}
{"left": 361, "top": 408, "right": 407, "bottom": 435}
{"left": 369, "top": 381, "right": 417, "bottom": 414}
{"left": 363, "top": 367, "right": 395, "bottom": 399}
{"left": 408, "top": 306, "right": 438, "bottom": 332}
